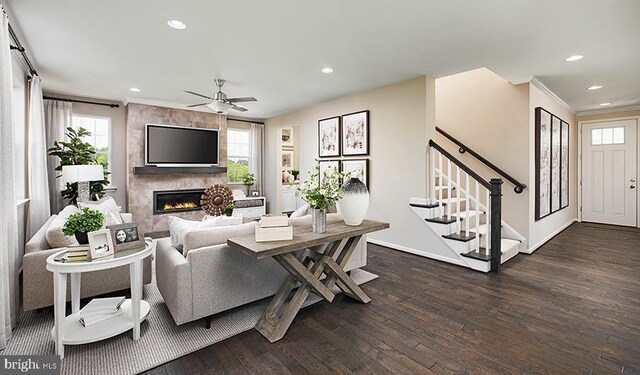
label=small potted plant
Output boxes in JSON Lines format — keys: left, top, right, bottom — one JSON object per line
{"left": 291, "top": 169, "right": 300, "bottom": 182}
{"left": 241, "top": 172, "right": 256, "bottom": 195}
{"left": 224, "top": 202, "right": 235, "bottom": 216}
{"left": 63, "top": 207, "right": 105, "bottom": 244}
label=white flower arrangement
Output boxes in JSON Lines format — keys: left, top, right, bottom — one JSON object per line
{"left": 296, "top": 163, "right": 344, "bottom": 210}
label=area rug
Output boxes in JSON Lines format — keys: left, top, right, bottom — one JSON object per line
{"left": 3, "top": 269, "right": 378, "bottom": 375}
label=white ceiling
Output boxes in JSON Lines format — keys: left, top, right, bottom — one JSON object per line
{"left": 5, "top": 0, "right": 640, "bottom": 118}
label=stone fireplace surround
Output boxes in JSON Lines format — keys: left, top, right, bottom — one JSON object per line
{"left": 126, "top": 103, "right": 227, "bottom": 234}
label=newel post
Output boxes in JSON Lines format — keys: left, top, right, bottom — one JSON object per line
{"left": 489, "top": 178, "right": 503, "bottom": 273}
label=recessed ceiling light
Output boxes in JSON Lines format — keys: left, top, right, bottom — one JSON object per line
{"left": 167, "top": 20, "right": 187, "bottom": 30}
{"left": 129, "top": 87, "right": 141, "bottom": 92}
{"left": 565, "top": 55, "right": 583, "bottom": 62}
{"left": 600, "top": 102, "right": 611, "bottom": 106}
{"left": 587, "top": 85, "right": 603, "bottom": 90}
{"left": 321, "top": 67, "right": 334, "bottom": 74}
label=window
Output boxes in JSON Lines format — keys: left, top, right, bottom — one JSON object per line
{"left": 227, "top": 128, "right": 250, "bottom": 183}
{"left": 71, "top": 115, "right": 111, "bottom": 171}
{"left": 591, "top": 127, "right": 624, "bottom": 145}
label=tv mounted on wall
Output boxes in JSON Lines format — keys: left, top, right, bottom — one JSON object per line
{"left": 145, "top": 124, "right": 219, "bottom": 167}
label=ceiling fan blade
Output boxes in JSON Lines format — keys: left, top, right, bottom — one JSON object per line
{"left": 184, "top": 90, "right": 214, "bottom": 100}
{"left": 231, "top": 104, "right": 248, "bottom": 112}
{"left": 228, "top": 97, "right": 257, "bottom": 103}
{"left": 186, "top": 102, "right": 211, "bottom": 108}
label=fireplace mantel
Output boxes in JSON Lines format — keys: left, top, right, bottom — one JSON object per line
{"left": 133, "top": 166, "right": 227, "bottom": 175}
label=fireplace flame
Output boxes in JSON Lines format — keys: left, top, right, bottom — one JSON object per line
{"left": 163, "top": 202, "right": 198, "bottom": 211}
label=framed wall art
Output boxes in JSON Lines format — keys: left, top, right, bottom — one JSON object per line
{"left": 551, "top": 115, "right": 561, "bottom": 213}
{"left": 341, "top": 159, "right": 369, "bottom": 187}
{"left": 341, "top": 110, "right": 369, "bottom": 156}
{"left": 281, "top": 127, "right": 294, "bottom": 148}
{"left": 560, "top": 120, "right": 570, "bottom": 208}
{"left": 318, "top": 116, "right": 340, "bottom": 157}
{"left": 318, "top": 160, "right": 340, "bottom": 184}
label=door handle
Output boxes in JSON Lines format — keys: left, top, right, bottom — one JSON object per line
{"left": 632, "top": 185, "right": 637, "bottom": 189}
{"left": 631, "top": 178, "right": 637, "bottom": 183}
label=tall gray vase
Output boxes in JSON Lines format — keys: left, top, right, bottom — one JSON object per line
{"left": 338, "top": 178, "right": 370, "bottom": 226}
{"left": 312, "top": 208, "right": 327, "bottom": 233}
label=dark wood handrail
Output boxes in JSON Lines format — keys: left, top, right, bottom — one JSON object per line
{"left": 429, "top": 140, "right": 491, "bottom": 190}
{"left": 435, "top": 127, "right": 527, "bottom": 194}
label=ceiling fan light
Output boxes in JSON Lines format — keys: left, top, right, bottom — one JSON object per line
{"left": 206, "top": 101, "right": 232, "bottom": 114}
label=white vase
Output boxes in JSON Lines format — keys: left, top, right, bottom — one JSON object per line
{"left": 338, "top": 178, "right": 369, "bottom": 226}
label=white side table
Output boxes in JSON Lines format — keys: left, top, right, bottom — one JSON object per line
{"left": 46, "top": 242, "right": 154, "bottom": 359}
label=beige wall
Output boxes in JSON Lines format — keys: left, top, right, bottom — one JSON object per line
{"left": 265, "top": 77, "right": 443, "bottom": 254}
{"left": 528, "top": 85, "right": 578, "bottom": 250}
{"left": 577, "top": 109, "right": 640, "bottom": 123}
{"left": 435, "top": 68, "right": 530, "bottom": 237}
{"left": 42, "top": 93, "right": 128, "bottom": 209}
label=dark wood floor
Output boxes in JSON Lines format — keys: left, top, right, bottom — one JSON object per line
{"left": 145, "top": 223, "right": 640, "bottom": 374}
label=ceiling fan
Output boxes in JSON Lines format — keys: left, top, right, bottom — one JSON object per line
{"left": 185, "top": 79, "right": 257, "bottom": 113}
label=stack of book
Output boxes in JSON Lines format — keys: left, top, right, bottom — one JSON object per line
{"left": 79, "top": 296, "right": 126, "bottom": 327}
{"left": 255, "top": 214, "right": 293, "bottom": 242}
{"left": 64, "top": 245, "right": 90, "bottom": 262}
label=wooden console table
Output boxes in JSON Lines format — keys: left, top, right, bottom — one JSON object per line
{"left": 227, "top": 220, "right": 389, "bottom": 342}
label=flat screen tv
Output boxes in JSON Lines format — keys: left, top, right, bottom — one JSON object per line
{"left": 145, "top": 124, "right": 219, "bottom": 167}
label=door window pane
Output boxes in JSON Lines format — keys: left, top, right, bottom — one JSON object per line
{"left": 591, "top": 129, "right": 602, "bottom": 145}
{"left": 613, "top": 127, "right": 625, "bottom": 144}
{"left": 602, "top": 128, "right": 613, "bottom": 144}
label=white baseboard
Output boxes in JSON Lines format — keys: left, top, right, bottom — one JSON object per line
{"left": 366, "top": 238, "right": 466, "bottom": 267}
{"left": 523, "top": 218, "right": 577, "bottom": 254}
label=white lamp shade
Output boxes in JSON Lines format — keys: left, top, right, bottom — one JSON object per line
{"left": 206, "top": 101, "right": 232, "bottom": 114}
{"left": 62, "top": 165, "right": 104, "bottom": 184}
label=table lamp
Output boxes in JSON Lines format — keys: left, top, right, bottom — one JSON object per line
{"left": 62, "top": 165, "right": 104, "bottom": 202}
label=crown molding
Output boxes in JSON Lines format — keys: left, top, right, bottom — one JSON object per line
{"left": 528, "top": 77, "right": 575, "bottom": 114}
{"left": 575, "top": 104, "right": 640, "bottom": 117}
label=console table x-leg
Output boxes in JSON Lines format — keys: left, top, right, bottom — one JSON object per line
{"left": 255, "top": 235, "right": 370, "bottom": 343}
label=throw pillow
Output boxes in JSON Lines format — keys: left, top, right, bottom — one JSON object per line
{"left": 201, "top": 215, "right": 243, "bottom": 227}
{"left": 183, "top": 222, "right": 257, "bottom": 255}
{"left": 78, "top": 196, "right": 123, "bottom": 224}
{"left": 290, "top": 203, "right": 309, "bottom": 218}
{"left": 46, "top": 205, "right": 82, "bottom": 248}
{"left": 167, "top": 216, "right": 201, "bottom": 251}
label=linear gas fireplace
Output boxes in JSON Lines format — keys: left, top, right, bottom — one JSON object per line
{"left": 153, "top": 189, "right": 205, "bottom": 215}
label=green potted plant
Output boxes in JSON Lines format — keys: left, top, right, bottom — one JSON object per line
{"left": 291, "top": 169, "right": 300, "bottom": 182}
{"left": 296, "top": 163, "right": 344, "bottom": 233}
{"left": 62, "top": 207, "right": 105, "bottom": 244}
{"left": 48, "top": 127, "right": 110, "bottom": 204}
{"left": 241, "top": 172, "right": 256, "bottom": 195}
{"left": 224, "top": 202, "right": 235, "bottom": 216}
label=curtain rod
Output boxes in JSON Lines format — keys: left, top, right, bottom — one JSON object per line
{"left": 43, "top": 96, "right": 120, "bottom": 108}
{"left": 8, "top": 23, "right": 38, "bottom": 76}
{"left": 227, "top": 117, "right": 264, "bottom": 125}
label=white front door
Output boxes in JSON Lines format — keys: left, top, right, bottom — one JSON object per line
{"left": 581, "top": 119, "right": 637, "bottom": 226}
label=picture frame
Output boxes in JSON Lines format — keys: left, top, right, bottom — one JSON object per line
{"left": 341, "top": 159, "right": 369, "bottom": 187}
{"left": 250, "top": 190, "right": 260, "bottom": 197}
{"left": 87, "top": 229, "right": 115, "bottom": 259}
{"left": 318, "top": 116, "right": 340, "bottom": 157}
{"left": 107, "top": 223, "right": 145, "bottom": 252}
{"left": 281, "top": 150, "right": 294, "bottom": 170}
{"left": 551, "top": 115, "right": 561, "bottom": 213}
{"left": 318, "top": 160, "right": 340, "bottom": 184}
{"left": 281, "top": 127, "right": 294, "bottom": 148}
{"left": 341, "top": 110, "right": 369, "bottom": 156}
{"left": 560, "top": 120, "right": 570, "bottom": 209}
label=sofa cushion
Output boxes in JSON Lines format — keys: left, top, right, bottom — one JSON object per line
{"left": 290, "top": 203, "right": 309, "bottom": 218}
{"left": 183, "top": 222, "right": 257, "bottom": 256}
{"left": 78, "top": 196, "right": 123, "bottom": 224}
{"left": 46, "top": 205, "right": 82, "bottom": 248}
{"left": 201, "top": 215, "right": 244, "bottom": 226}
{"left": 169, "top": 215, "right": 245, "bottom": 253}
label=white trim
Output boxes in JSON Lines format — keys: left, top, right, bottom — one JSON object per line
{"left": 16, "top": 198, "right": 30, "bottom": 208}
{"left": 529, "top": 77, "right": 575, "bottom": 114}
{"left": 524, "top": 218, "right": 577, "bottom": 254}
{"left": 576, "top": 104, "right": 640, "bottom": 117}
{"left": 366, "top": 238, "right": 466, "bottom": 267}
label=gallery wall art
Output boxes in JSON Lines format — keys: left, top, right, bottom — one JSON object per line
{"left": 342, "top": 159, "right": 368, "bottom": 186}
{"left": 535, "top": 107, "right": 569, "bottom": 220}
{"left": 341, "top": 110, "right": 369, "bottom": 156}
{"left": 318, "top": 160, "right": 340, "bottom": 184}
{"left": 318, "top": 117, "right": 340, "bottom": 157}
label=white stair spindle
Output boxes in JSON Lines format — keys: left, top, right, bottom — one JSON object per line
{"left": 475, "top": 181, "right": 480, "bottom": 254}
{"left": 430, "top": 147, "right": 436, "bottom": 205}
{"left": 447, "top": 160, "right": 452, "bottom": 219}
{"left": 438, "top": 151, "right": 443, "bottom": 212}
{"left": 465, "top": 172, "right": 470, "bottom": 235}
{"left": 485, "top": 188, "right": 490, "bottom": 253}
{"left": 456, "top": 165, "right": 461, "bottom": 233}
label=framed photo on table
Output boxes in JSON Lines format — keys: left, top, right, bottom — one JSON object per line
{"left": 87, "top": 229, "right": 115, "bottom": 259}
{"left": 318, "top": 160, "right": 340, "bottom": 184}
{"left": 107, "top": 223, "right": 145, "bottom": 252}
{"left": 341, "top": 159, "right": 369, "bottom": 187}
{"left": 318, "top": 116, "right": 340, "bottom": 157}
{"left": 341, "top": 110, "right": 369, "bottom": 156}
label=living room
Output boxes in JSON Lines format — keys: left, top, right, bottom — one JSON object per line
{"left": 2, "top": 1, "right": 640, "bottom": 374}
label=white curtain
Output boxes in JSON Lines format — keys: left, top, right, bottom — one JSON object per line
{"left": 44, "top": 99, "right": 72, "bottom": 214}
{"left": 249, "top": 123, "right": 264, "bottom": 194}
{"left": 0, "top": 5, "right": 19, "bottom": 350}
{"left": 26, "top": 76, "right": 50, "bottom": 238}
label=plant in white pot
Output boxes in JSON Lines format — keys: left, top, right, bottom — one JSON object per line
{"left": 297, "top": 163, "right": 343, "bottom": 233}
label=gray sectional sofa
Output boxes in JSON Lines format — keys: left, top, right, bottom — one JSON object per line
{"left": 156, "top": 213, "right": 367, "bottom": 326}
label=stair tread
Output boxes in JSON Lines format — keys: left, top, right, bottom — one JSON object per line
{"left": 462, "top": 238, "right": 521, "bottom": 261}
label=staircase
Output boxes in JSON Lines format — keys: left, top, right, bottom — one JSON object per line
{"left": 409, "top": 139, "right": 527, "bottom": 273}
